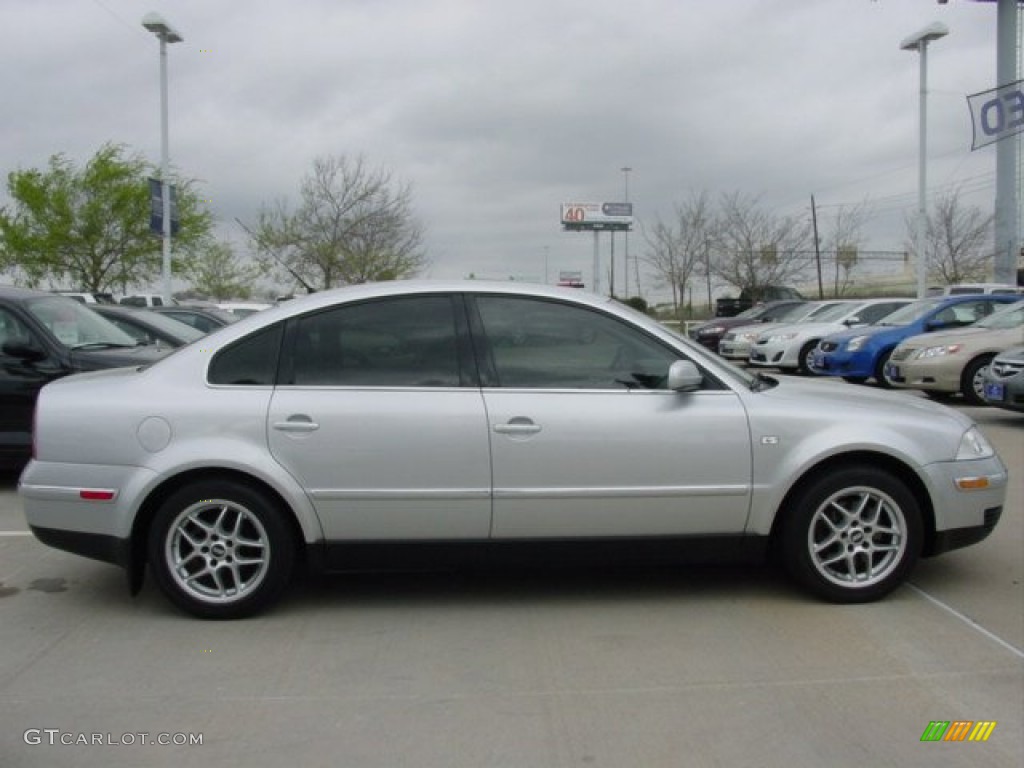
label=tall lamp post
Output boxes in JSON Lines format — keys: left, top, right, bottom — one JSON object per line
{"left": 142, "top": 12, "right": 183, "bottom": 304}
{"left": 900, "top": 22, "right": 948, "bottom": 299}
{"left": 621, "top": 166, "right": 632, "bottom": 297}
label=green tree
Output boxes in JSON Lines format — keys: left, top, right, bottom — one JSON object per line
{"left": 248, "top": 154, "right": 427, "bottom": 291}
{"left": 0, "top": 143, "right": 212, "bottom": 292}
{"left": 183, "top": 241, "right": 259, "bottom": 300}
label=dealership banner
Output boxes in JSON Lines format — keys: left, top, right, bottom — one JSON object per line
{"left": 967, "top": 79, "right": 1024, "bottom": 150}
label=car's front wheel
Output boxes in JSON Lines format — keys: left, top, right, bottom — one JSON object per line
{"left": 780, "top": 467, "right": 922, "bottom": 603}
{"left": 960, "top": 354, "right": 995, "bottom": 406}
{"left": 148, "top": 479, "right": 295, "bottom": 619}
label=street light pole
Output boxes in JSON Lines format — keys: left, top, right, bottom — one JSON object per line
{"left": 900, "top": 22, "right": 948, "bottom": 299}
{"left": 621, "top": 166, "right": 632, "bottom": 298}
{"left": 142, "top": 12, "right": 183, "bottom": 304}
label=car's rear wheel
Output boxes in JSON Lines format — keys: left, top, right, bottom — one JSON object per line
{"left": 960, "top": 354, "right": 995, "bottom": 406}
{"left": 780, "top": 466, "right": 922, "bottom": 603}
{"left": 148, "top": 479, "right": 295, "bottom": 619}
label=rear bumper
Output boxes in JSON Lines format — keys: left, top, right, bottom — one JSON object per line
{"left": 29, "top": 525, "right": 130, "bottom": 568}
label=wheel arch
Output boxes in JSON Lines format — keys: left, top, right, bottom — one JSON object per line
{"left": 127, "top": 467, "right": 312, "bottom": 594}
{"left": 769, "top": 450, "right": 938, "bottom": 556}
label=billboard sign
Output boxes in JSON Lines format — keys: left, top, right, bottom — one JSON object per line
{"left": 561, "top": 202, "right": 633, "bottom": 231}
{"left": 968, "top": 79, "right": 1024, "bottom": 150}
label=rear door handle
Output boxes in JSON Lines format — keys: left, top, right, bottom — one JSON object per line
{"left": 273, "top": 415, "right": 320, "bottom": 433}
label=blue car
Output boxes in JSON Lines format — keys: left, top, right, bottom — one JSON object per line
{"left": 811, "top": 294, "right": 1021, "bottom": 387}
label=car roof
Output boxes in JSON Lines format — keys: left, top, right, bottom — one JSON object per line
{"left": 0, "top": 284, "right": 64, "bottom": 301}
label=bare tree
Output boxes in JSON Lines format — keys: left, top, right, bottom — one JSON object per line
{"left": 819, "top": 201, "right": 869, "bottom": 296}
{"left": 713, "top": 192, "right": 812, "bottom": 293}
{"left": 643, "top": 192, "right": 715, "bottom": 317}
{"left": 248, "top": 155, "right": 427, "bottom": 291}
{"left": 905, "top": 187, "right": 993, "bottom": 286}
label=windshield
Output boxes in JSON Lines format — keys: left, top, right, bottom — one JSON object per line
{"left": 809, "top": 301, "right": 859, "bottom": 323}
{"left": 776, "top": 302, "right": 819, "bottom": 322}
{"left": 131, "top": 310, "right": 206, "bottom": 341}
{"left": 27, "top": 296, "right": 139, "bottom": 348}
{"left": 976, "top": 301, "right": 1024, "bottom": 330}
{"left": 877, "top": 298, "right": 944, "bottom": 326}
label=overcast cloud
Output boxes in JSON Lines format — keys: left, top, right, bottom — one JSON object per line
{"left": 0, "top": 0, "right": 1018, "bottom": 298}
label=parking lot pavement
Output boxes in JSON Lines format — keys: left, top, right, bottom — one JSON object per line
{"left": 0, "top": 402, "right": 1021, "bottom": 768}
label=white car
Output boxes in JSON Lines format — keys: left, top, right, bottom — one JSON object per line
{"left": 749, "top": 298, "right": 913, "bottom": 374}
{"left": 18, "top": 281, "right": 1009, "bottom": 618}
{"left": 718, "top": 301, "right": 850, "bottom": 361}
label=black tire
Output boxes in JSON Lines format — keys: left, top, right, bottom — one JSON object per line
{"left": 873, "top": 349, "right": 894, "bottom": 389}
{"left": 797, "top": 340, "right": 820, "bottom": 375}
{"left": 148, "top": 479, "right": 295, "bottom": 619}
{"left": 959, "top": 354, "right": 995, "bottom": 406}
{"left": 779, "top": 466, "right": 922, "bottom": 603}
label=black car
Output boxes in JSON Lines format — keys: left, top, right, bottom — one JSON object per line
{"left": 92, "top": 305, "right": 206, "bottom": 349}
{"left": 0, "top": 286, "right": 170, "bottom": 470}
{"left": 151, "top": 305, "right": 238, "bottom": 334}
{"left": 689, "top": 299, "right": 807, "bottom": 354}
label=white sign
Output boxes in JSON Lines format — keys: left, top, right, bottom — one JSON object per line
{"left": 968, "top": 79, "right": 1024, "bottom": 150}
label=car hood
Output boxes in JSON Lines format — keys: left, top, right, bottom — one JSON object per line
{"left": 752, "top": 376, "right": 971, "bottom": 444}
{"left": 761, "top": 321, "right": 847, "bottom": 338}
{"left": 897, "top": 325, "right": 1024, "bottom": 350}
{"left": 823, "top": 323, "right": 904, "bottom": 344}
{"left": 69, "top": 343, "right": 170, "bottom": 371}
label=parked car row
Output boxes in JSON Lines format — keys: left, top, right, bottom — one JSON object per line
{"left": 690, "top": 293, "right": 1024, "bottom": 412}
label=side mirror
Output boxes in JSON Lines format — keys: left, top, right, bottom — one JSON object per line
{"left": 2, "top": 340, "right": 47, "bottom": 363}
{"left": 843, "top": 316, "right": 862, "bottom": 326}
{"left": 667, "top": 360, "right": 703, "bottom": 392}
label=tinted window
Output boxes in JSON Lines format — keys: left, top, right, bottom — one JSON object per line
{"left": 209, "top": 324, "right": 283, "bottom": 385}
{"left": 289, "top": 296, "right": 461, "bottom": 387}
{"left": 857, "top": 302, "right": 906, "bottom": 324}
{"left": 476, "top": 296, "right": 678, "bottom": 389}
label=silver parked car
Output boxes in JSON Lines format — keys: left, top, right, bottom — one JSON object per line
{"left": 19, "top": 281, "right": 1008, "bottom": 618}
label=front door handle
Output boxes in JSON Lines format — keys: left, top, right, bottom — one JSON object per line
{"left": 494, "top": 417, "right": 542, "bottom": 436}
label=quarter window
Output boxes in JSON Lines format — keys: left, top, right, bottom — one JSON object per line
{"left": 209, "top": 324, "right": 283, "bottom": 386}
{"left": 288, "top": 296, "right": 461, "bottom": 387}
{"left": 475, "top": 296, "right": 679, "bottom": 389}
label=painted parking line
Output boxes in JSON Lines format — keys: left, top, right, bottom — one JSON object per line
{"left": 0, "top": 531, "right": 31, "bottom": 536}
{"left": 908, "top": 582, "right": 1024, "bottom": 660}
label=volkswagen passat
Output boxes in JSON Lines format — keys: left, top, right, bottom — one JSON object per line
{"left": 19, "top": 282, "right": 1009, "bottom": 618}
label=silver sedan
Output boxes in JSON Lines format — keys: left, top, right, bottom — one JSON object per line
{"left": 19, "top": 281, "right": 1009, "bottom": 618}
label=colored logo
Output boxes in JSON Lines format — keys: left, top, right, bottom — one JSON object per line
{"left": 920, "top": 721, "right": 997, "bottom": 742}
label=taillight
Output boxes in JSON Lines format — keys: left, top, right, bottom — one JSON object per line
{"left": 31, "top": 400, "right": 38, "bottom": 461}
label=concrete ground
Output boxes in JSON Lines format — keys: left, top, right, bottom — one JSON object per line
{"left": 0, "top": 400, "right": 1020, "bottom": 768}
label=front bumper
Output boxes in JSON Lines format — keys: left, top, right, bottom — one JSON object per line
{"left": 749, "top": 340, "right": 798, "bottom": 368}
{"left": 921, "top": 454, "right": 1009, "bottom": 555}
{"left": 885, "top": 358, "right": 963, "bottom": 393}
{"left": 718, "top": 339, "right": 754, "bottom": 360}
{"left": 810, "top": 348, "right": 874, "bottom": 378}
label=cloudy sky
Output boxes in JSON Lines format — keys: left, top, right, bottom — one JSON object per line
{"left": 1, "top": 0, "right": 1018, "bottom": 298}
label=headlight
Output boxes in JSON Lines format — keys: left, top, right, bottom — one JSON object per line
{"left": 697, "top": 325, "right": 725, "bottom": 336}
{"left": 765, "top": 333, "right": 798, "bottom": 343}
{"left": 915, "top": 344, "right": 962, "bottom": 359}
{"left": 956, "top": 427, "right": 994, "bottom": 460}
{"left": 847, "top": 335, "right": 870, "bottom": 351}
{"left": 740, "top": 332, "right": 759, "bottom": 341}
